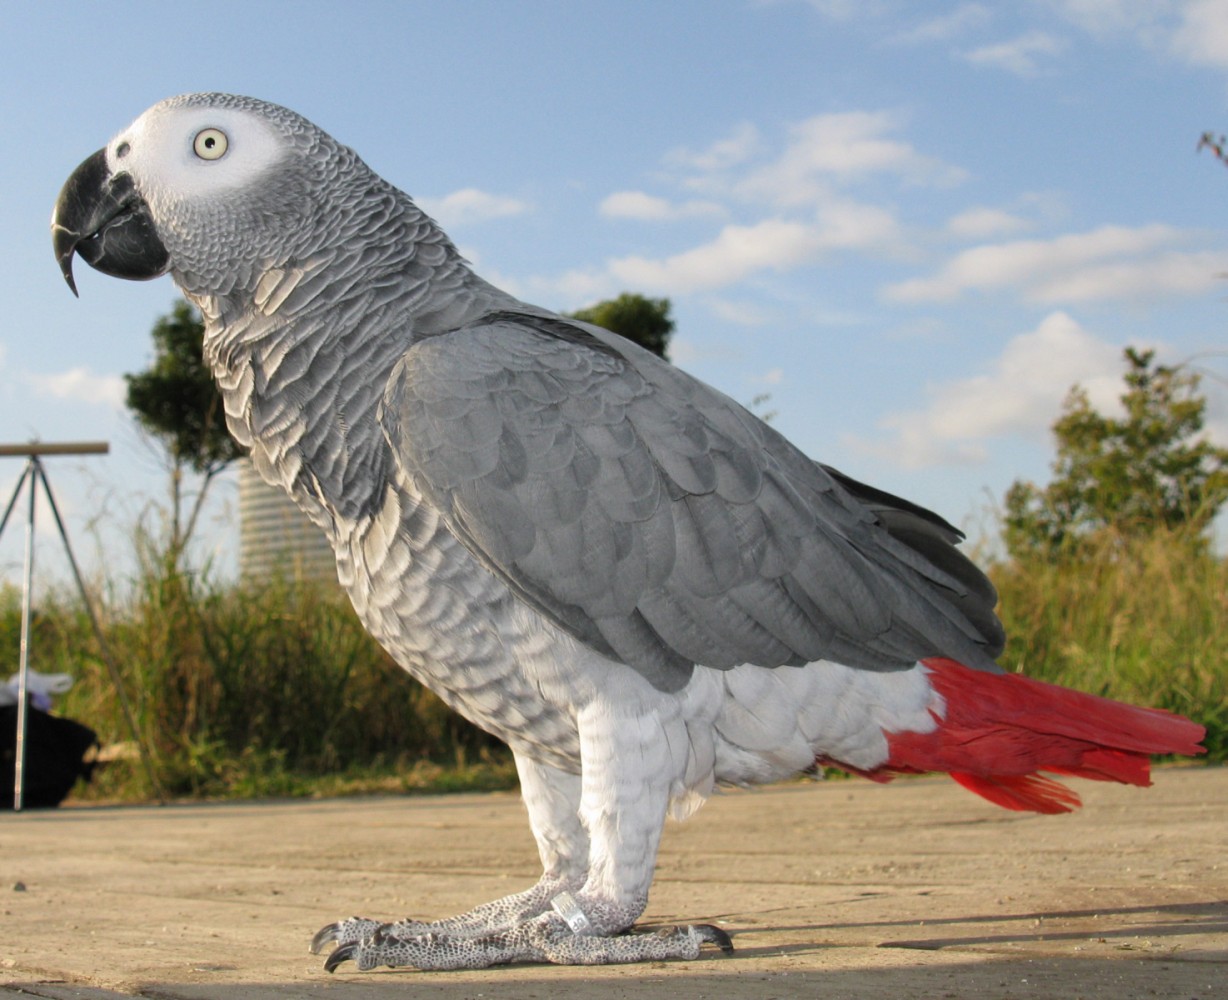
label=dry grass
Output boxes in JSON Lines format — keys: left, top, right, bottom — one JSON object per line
{"left": 990, "top": 527, "right": 1227, "bottom": 761}
{"left": 1, "top": 569, "right": 510, "bottom": 801}
{"left": 4, "top": 524, "right": 1222, "bottom": 804}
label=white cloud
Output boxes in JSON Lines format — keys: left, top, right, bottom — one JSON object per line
{"left": 734, "top": 112, "right": 966, "bottom": 206}
{"left": 1200, "top": 369, "right": 1228, "bottom": 446}
{"left": 667, "top": 122, "right": 762, "bottom": 173}
{"left": 418, "top": 188, "right": 530, "bottom": 227}
{"left": 598, "top": 191, "right": 724, "bottom": 221}
{"left": 887, "top": 3, "right": 1228, "bottom": 81}
{"left": 890, "top": 4, "right": 990, "bottom": 45}
{"left": 800, "top": 0, "right": 876, "bottom": 22}
{"left": 778, "top": 112, "right": 933, "bottom": 176}
{"left": 528, "top": 110, "right": 943, "bottom": 298}
{"left": 1045, "top": 0, "right": 1171, "bottom": 37}
{"left": 665, "top": 339, "right": 703, "bottom": 366}
{"left": 25, "top": 368, "right": 125, "bottom": 408}
{"left": 963, "top": 31, "right": 1066, "bottom": 75}
{"left": 814, "top": 198, "right": 904, "bottom": 251}
{"left": 526, "top": 267, "right": 617, "bottom": 310}
{"left": 885, "top": 223, "right": 1228, "bottom": 304}
{"left": 1046, "top": 1, "right": 1228, "bottom": 72}
{"left": 1031, "top": 249, "right": 1228, "bottom": 301}
{"left": 605, "top": 197, "right": 903, "bottom": 295}
{"left": 845, "top": 312, "right": 1125, "bottom": 468}
{"left": 1170, "top": 0, "right": 1228, "bottom": 69}
{"left": 706, "top": 298, "right": 772, "bottom": 326}
{"left": 671, "top": 112, "right": 965, "bottom": 214}
{"left": 609, "top": 219, "right": 825, "bottom": 293}
{"left": 946, "top": 206, "right": 1032, "bottom": 240}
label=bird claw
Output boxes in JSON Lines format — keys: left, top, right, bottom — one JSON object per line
{"left": 310, "top": 921, "right": 341, "bottom": 955}
{"left": 311, "top": 916, "right": 383, "bottom": 961}
{"left": 693, "top": 923, "right": 735, "bottom": 954}
{"left": 323, "top": 942, "right": 356, "bottom": 973}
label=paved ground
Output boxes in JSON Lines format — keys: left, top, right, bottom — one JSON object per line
{"left": 1, "top": 766, "right": 1224, "bottom": 1000}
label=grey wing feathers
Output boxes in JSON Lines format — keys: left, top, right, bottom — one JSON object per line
{"left": 380, "top": 310, "right": 1003, "bottom": 692}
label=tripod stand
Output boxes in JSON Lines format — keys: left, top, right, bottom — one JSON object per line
{"left": 0, "top": 442, "right": 163, "bottom": 809}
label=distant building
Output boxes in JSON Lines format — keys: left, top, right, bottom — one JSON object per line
{"left": 237, "top": 458, "right": 336, "bottom": 583}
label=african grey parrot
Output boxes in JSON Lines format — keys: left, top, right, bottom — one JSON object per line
{"left": 52, "top": 94, "right": 1204, "bottom": 972}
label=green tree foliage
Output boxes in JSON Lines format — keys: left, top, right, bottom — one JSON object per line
{"left": 124, "top": 299, "right": 243, "bottom": 564}
{"left": 567, "top": 292, "right": 674, "bottom": 359}
{"left": 1004, "top": 347, "right": 1228, "bottom": 560}
{"left": 125, "top": 300, "right": 238, "bottom": 473}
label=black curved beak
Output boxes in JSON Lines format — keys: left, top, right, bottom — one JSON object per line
{"left": 52, "top": 148, "right": 169, "bottom": 296}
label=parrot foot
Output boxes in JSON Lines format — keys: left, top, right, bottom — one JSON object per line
{"left": 310, "top": 874, "right": 586, "bottom": 955}
{"left": 317, "top": 915, "right": 732, "bottom": 971}
{"left": 313, "top": 890, "right": 733, "bottom": 971}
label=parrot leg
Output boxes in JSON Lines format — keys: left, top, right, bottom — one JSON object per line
{"left": 313, "top": 707, "right": 733, "bottom": 970}
{"left": 312, "top": 755, "right": 588, "bottom": 955}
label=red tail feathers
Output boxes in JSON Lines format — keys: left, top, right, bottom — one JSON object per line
{"left": 866, "top": 657, "right": 1205, "bottom": 814}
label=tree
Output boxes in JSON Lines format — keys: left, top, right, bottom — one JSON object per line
{"left": 1198, "top": 131, "right": 1228, "bottom": 168}
{"left": 125, "top": 300, "right": 243, "bottom": 566}
{"left": 1004, "top": 347, "right": 1228, "bottom": 560}
{"left": 567, "top": 292, "right": 674, "bottom": 359}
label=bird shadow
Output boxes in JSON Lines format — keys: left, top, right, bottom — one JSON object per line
{"left": 50, "top": 947, "right": 1224, "bottom": 1000}
{"left": 11, "top": 905, "right": 1225, "bottom": 1000}
{"left": 720, "top": 898, "right": 1228, "bottom": 958}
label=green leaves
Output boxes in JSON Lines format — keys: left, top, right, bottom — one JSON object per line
{"left": 124, "top": 299, "right": 246, "bottom": 567}
{"left": 1004, "top": 348, "right": 1228, "bottom": 561}
{"left": 567, "top": 292, "right": 675, "bottom": 360}
{"left": 124, "top": 300, "right": 243, "bottom": 475}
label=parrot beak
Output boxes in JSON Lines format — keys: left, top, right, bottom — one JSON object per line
{"left": 52, "top": 148, "right": 170, "bottom": 296}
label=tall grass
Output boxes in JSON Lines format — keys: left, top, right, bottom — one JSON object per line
{"left": 989, "top": 526, "right": 1227, "bottom": 762}
{"left": 0, "top": 566, "right": 512, "bottom": 801}
{"left": 3, "top": 522, "right": 1222, "bottom": 804}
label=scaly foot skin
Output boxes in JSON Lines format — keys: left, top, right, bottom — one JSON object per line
{"left": 317, "top": 914, "right": 733, "bottom": 971}
{"left": 310, "top": 874, "right": 585, "bottom": 955}
{"left": 312, "top": 890, "right": 734, "bottom": 971}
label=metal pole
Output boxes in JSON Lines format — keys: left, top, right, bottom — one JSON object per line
{"left": 14, "top": 457, "right": 38, "bottom": 811}
{"left": 0, "top": 442, "right": 109, "bottom": 457}
{"left": 0, "top": 460, "right": 34, "bottom": 538}
{"left": 1, "top": 442, "right": 166, "bottom": 807}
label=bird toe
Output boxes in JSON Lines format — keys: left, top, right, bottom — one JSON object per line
{"left": 310, "top": 922, "right": 341, "bottom": 954}
{"left": 693, "top": 923, "right": 735, "bottom": 954}
{"left": 323, "top": 943, "right": 357, "bottom": 973}
{"left": 311, "top": 916, "right": 380, "bottom": 954}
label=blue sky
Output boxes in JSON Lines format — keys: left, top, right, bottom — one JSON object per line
{"left": 3, "top": 0, "right": 1228, "bottom": 584}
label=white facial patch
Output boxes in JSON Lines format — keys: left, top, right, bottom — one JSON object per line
{"left": 107, "top": 102, "right": 286, "bottom": 205}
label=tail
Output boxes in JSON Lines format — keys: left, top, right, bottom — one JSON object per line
{"left": 852, "top": 657, "right": 1205, "bottom": 814}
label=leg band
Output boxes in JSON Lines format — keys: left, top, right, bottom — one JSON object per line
{"left": 551, "top": 890, "right": 594, "bottom": 935}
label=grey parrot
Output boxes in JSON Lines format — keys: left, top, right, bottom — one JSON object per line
{"left": 52, "top": 94, "right": 1204, "bottom": 972}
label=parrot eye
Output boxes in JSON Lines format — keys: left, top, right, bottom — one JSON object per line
{"left": 193, "top": 128, "right": 229, "bottom": 161}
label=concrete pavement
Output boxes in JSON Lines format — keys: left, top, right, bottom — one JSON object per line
{"left": 1, "top": 766, "right": 1224, "bottom": 999}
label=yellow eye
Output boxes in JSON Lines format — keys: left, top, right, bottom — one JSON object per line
{"left": 193, "top": 128, "right": 229, "bottom": 160}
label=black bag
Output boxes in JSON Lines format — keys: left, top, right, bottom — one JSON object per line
{"left": 0, "top": 703, "right": 98, "bottom": 808}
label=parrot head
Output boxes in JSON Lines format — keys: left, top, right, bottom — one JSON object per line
{"left": 52, "top": 93, "right": 353, "bottom": 299}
